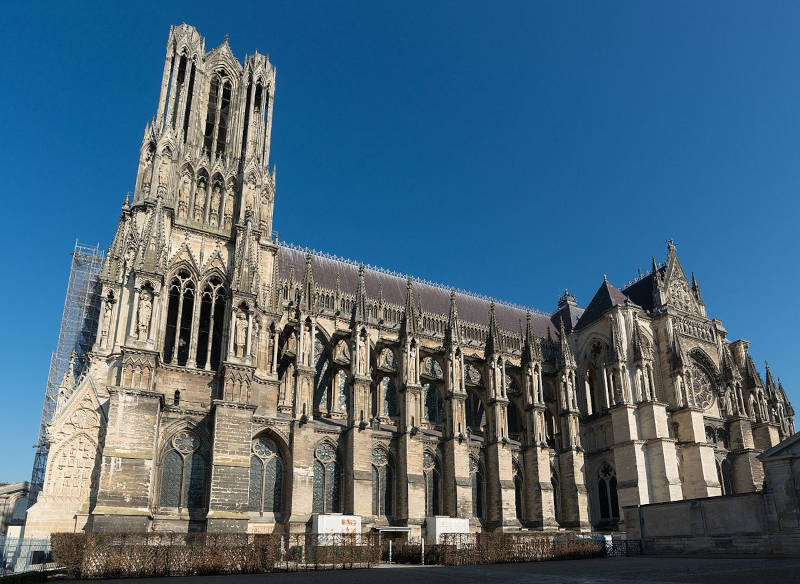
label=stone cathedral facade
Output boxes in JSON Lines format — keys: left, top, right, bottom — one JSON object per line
{"left": 25, "top": 24, "right": 796, "bottom": 538}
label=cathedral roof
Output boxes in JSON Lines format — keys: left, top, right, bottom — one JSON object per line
{"left": 574, "top": 280, "right": 630, "bottom": 330}
{"left": 277, "top": 245, "right": 558, "bottom": 339}
{"left": 621, "top": 266, "right": 666, "bottom": 311}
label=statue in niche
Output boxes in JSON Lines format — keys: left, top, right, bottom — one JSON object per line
{"left": 177, "top": 175, "right": 191, "bottom": 219}
{"left": 266, "top": 329, "right": 275, "bottom": 373}
{"left": 141, "top": 148, "right": 154, "bottom": 192}
{"left": 408, "top": 345, "right": 417, "bottom": 384}
{"left": 453, "top": 356, "right": 462, "bottom": 389}
{"left": 194, "top": 178, "right": 207, "bottom": 222}
{"left": 234, "top": 311, "right": 248, "bottom": 358}
{"left": 137, "top": 289, "right": 152, "bottom": 342}
{"left": 287, "top": 330, "right": 297, "bottom": 356}
{"left": 157, "top": 154, "right": 170, "bottom": 189}
{"left": 100, "top": 298, "right": 113, "bottom": 342}
{"left": 358, "top": 340, "right": 367, "bottom": 375}
{"left": 260, "top": 191, "right": 271, "bottom": 232}
{"left": 251, "top": 320, "right": 260, "bottom": 363}
{"left": 209, "top": 184, "right": 221, "bottom": 227}
{"left": 302, "top": 331, "right": 312, "bottom": 366}
{"left": 223, "top": 190, "right": 234, "bottom": 228}
{"left": 245, "top": 178, "right": 257, "bottom": 211}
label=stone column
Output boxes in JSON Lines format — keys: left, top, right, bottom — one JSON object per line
{"left": 728, "top": 415, "right": 762, "bottom": 493}
{"left": 287, "top": 420, "right": 316, "bottom": 533}
{"left": 672, "top": 408, "right": 722, "bottom": 498}
{"left": 484, "top": 399, "right": 518, "bottom": 531}
{"left": 442, "top": 388, "right": 471, "bottom": 518}
{"left": 638, "top": 401, "right": 682, "bottom": 502}
{"left": 206, "top": 401, "right": 256, "bottom": 532}
{"left": 344, "top": 376, "right": 373, "bottom": 521}
{"left": 610, "top": 404, "right": 651, "bottom": 508}
{"left": 91, "top": 388, "right": 162, "bottom": 532}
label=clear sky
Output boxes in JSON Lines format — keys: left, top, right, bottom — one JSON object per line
{"left": 1, "top": 1, "right": 799, "bottom": 482}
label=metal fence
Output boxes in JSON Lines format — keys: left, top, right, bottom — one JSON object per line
{"left": 0, "top": 537, "right": 53, "bottom": 575}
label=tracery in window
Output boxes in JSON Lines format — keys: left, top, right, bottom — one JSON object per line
{"left": 202, "top": 71, "right": 232, "bottom": 156}
{"left": 312, "top": 442, "right": 340, "bottom": 513}
{"left": 163, "top": 271, "right": 195, "bottom": 366}
{"left": 249, "top": 436, "right": 284, "bottom": 514}
{"left": 196, "top": 276, "right": 226, "bottom": 370}
{"left": 597, "top": 462, "right": 619, "bottom": 521}
{"left": 158, "top": 431, "right": 208, "bottom": 510}
{"left": 371, "top": 447, "right": 393, "bottom": 517}
{"left": 688, "top": 360, "right": 714, "bottom": 411}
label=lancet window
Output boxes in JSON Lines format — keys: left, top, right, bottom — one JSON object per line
{"left": 249, "top": 436, "right": 284, "bottom": 514}
{"left": 513, "top": 460, "right": 524, "bottom": 521}
{"left": 158, "top": 431, "right": 208, "bottom": 510}
{"left": 312, "top": 441, "right": 340, "bottom": 513}
{"left": 371, "top": 447, "right": 393, "bottom": 518}
{"left": 423, "top": 450, "right": 441, "bottom": 517}
{"left": 163, "top": 271, "right": 195, "bottom": 366}
{"left": 195, "top": 276, "right": 226, "bottom": 370}
{"left": 203, "top": 71, "right": 233, "bottom": 156}
{"left": 470, "top": 455, "right": 486, "bottom": 520}
{"left": 424, "top": 383, "right": 444, "bottom": 424}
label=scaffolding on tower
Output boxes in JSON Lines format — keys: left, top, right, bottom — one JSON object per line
{"left": 28, "top": 240, "right": 105, "bottom": 504}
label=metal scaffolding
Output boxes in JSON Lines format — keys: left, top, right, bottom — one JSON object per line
{"left": 28, "top": 240, "right": 105, "bottom": 503}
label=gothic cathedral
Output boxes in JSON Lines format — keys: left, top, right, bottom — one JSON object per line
{"left": 25, "top": 24, "right": 795, "bottom": 537}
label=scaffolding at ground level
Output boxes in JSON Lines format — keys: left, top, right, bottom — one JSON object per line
{"left": 28, "top": 240, "right": 105, "bottom": 504}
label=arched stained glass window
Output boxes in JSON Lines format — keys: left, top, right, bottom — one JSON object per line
{"left": 158, "top": 431, "right": 208, "bottom": 510}
{"left": 249, "top": 436, "right": 284, "bottom": 514}
{"left": 312, "top": 442, "right": 340, "bottom": 513}
{"left": 371, "top": 447, "right": 393, "bottom": 517}
{"left": 597, "top": 462, "right": 619, "bottom": 520}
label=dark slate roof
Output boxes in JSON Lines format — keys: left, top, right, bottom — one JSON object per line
{"left": 552, "top": 303, "right": 585, "bottom": 333}
{"left": 574, "top": 280, "right": 631, "bottom": 330}
{"left": 621, "top": 267, "right": 665, "bottom": 312}
{"left": 277, "top": 245, "right": 558, "bottom": 339}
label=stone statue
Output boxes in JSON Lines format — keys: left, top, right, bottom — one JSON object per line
{"left": 302, "top": 331, "right": 312, "bottom": 366}
{"left": 358, "top": 341, "right": 367, "bottom": 375}
{"left": 234, "top": 311, "right": 248, "bottom": 358}
{"left": 101, "top": 299, "right": 113, "bottom": 341}
{"left": 194, "top": 178, "right": 207, "bottom": 222}
{"left": 260, "top": 191, "right": 270, "bottom": 231}
{"left": 137, "top": 289, "right": 152, "bottom": 341}
{"left": 141, "top": 148, "right": 154, "bottom": 192}
{"left": 210, "top": 184, "right": 221, "bottom": 227}
{"left": 157, "top": 155, "right": 170, "bottom": 189}
{"left": 408, "top": 345, "right": 417, "bottom": 383}
{"left": 178, "top": 176, "right": 191, "bottom": 219}
{"left": 223, "top": 190, "right": 234, "bottom": 228}
{"left": 245, "top": 178, "right": 257, "bottom": 211}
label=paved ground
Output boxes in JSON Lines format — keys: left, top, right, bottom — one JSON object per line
{"left": 75, "top": 556, "right": 800, "bottom": 584}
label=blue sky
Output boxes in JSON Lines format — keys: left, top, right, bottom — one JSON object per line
{"left": 1, "top": 1, "right": 799, "bottom": 481}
